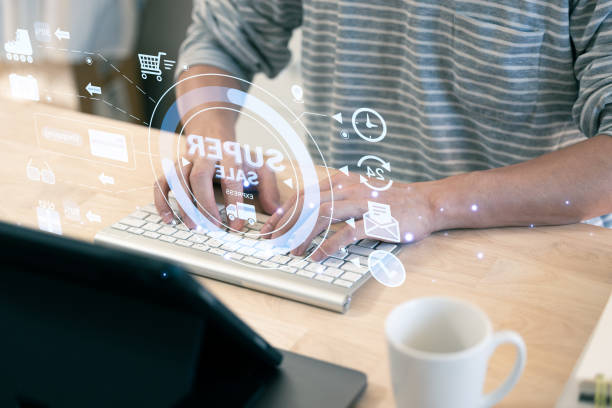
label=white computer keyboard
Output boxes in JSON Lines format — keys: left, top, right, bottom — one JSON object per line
{"left": 109, "top": 204, "right": 398, "bottom": 288}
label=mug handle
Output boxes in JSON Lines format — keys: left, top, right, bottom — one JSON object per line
{"left": 480, "top": 331, "right": 527, "bottom": 408}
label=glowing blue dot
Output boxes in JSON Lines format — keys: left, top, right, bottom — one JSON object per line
{"left": 439, "top": 207, "right": 445, "bottom": 212}
{"left": 564, "top": 200, "right": 571, "bottom": 206}
{"left": 243, "top": 181, "right": 250, "bottom": 187}
{"left": 529, "top": 224, "right": 535, "bottom": 228}
{"left": 276, "top": 208, "right": 283, "bottom": 214}
{"left": 371, "top": 191, "right": 378, "bottom": 198}
{"left": 338, "top": 184, "right": 342, "bottom": 189}
{"left": 161, "top": 272, "right": 168, "bottom": 279}
{"left": 471, "top": 204, "right": 478, "bottom": 212}
{"left": 404, "top": 232, "right": 414, "bottom": 242}
{"left": 477, "top": 252, "right": 484, "bottom": 260}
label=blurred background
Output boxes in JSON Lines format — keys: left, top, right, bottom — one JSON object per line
{"left": 0, "top": 0, "right": 304, "bottom": 147}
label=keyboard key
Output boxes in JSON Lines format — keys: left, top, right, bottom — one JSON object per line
{"left": 254, "top": 251, "right": 274, "bottom": 261}
{"left": 121, "top": 217, "right": 146, "bottom": 228}
{"left": 330, "top": 249, "right": 348, "bottom": 260}
{"left": 159, "top": 235, "right": 176, "bottom": 243}
{"left": 297, "top": 270, "right": 315, "bottom": 279}
{"left": 207, "top": 230, "right": 227, "bottom": 239}
{"left": 145, "top": 214, "right": 162, "bottom": 223}
{"left": 346, "top": 254, "right": 368, "bottom": 266}
{"left": 288, "top": 259, "right": 308, "bottom": 268}
{"left": 158, "top": 226, "right": 178, "bottom": 235}
{"left": 270, "top": 255, "right": 291, "bottom": 265}
{"left": 221, "top": 242, "right": 240, "bottom": 252}
{"left": 237, "top": 246, "right": 257, "bottom": 256}
{"left": 111, "top": 223, "right": 128, "bottom": 231}
{"left": 223, "top": 234, "right": 242, "bottom": 242}
{"left": 173, "top": 230, "right": 193, "bottom": 240}
{"left": 209, "top": 248, "right": 226, "bottom": 257}
{"left": 143, "top": 231, "right": 160, "bottom": 239}
{"left": 176, "top": 224, "right": 189, "bottom": 231}
{"left": 226, "top": 253, "right": 243, "bottom": 261}
{"left": 127, "top": 227, "right": 144, "bottom": 235}
{"left": 341, "top": 262, "right": 369, "bottom": 274}
{"left": 176, "top": 239, "right": 193, "bottom": 247}
{"left": 130, "top": 210, "right": 149, "bottom": 219}
{"left": 305, "top": 263, "right": 326, "bottom": 274}
{"left": 280, "top": 266, "right": 297, "bottom": 274}
{"left": 333, "top": 279, "right": 353, "bottom": 288}
{"left": 357, "top": 239, "right": 379, "bottom": 248}
{"left": 207, "top": 239, "right": 223, "bottom": 248}
{"left": 238, "top": 238, "right": 258, "bottom": 247}
{"left": 323, "top": 267, "right": 344, "bottom": 278}
{"left": 323, "top": 257, "right": 344, "bottom": 268}
{"left": 142, "top": 223, "right": 161, "bottom": 232}
{"left": 315, "top": 274, "right": 333, "bottom": 283}
{"left": 188, "top": 234, "right": 208, "bottom": 244}
{"left": 193, "top": 244, "right": 209, "bottom": 252}
{"left": 242, "top": 256, "right": 261, "bottom": 265}
{"left": 340, "top": 271, "right": 362, "bottom": 282}
{"left": 260, "top": 261, "right": 279, "bottom": 268}
{"left": 377, "top": 243, "right": 398, "bottom": 252}
{"left": 347, "top": 245, "right": 375, "bottom": 257}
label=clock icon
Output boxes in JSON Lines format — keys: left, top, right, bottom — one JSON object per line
{"left": 351, "top": 108, "right": 387, "bottom": 143}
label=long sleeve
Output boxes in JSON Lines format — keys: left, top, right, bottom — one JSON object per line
{"left": 177, "top": 0, "right": 302, "bottom": 81}
{"left": 571, "top": 0, "right": 612, "bottom": 137}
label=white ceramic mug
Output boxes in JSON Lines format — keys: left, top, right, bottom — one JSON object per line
{"left": 385, "top": 297, "right": 526, "bottom": 408}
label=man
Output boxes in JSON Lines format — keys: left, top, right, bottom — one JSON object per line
{"left": 155, "top": 0, "right": 612, "bottom": 262}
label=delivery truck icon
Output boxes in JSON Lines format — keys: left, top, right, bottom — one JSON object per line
{"left": 226, "top": 202, "right": 257, "bottom": 225}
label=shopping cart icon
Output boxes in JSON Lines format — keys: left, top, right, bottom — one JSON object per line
{"left": 138, "top": 51, "right": 166, "bottom": 82}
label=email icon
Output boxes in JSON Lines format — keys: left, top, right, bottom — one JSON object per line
{"left": 363, "top": 201, "right": 400, "bottom": 243}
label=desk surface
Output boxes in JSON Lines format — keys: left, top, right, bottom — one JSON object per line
{"left": 2, "top": 99, "right": 612, "bottom": 407}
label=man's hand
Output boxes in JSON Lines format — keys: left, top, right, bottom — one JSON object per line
{"left": 260, "top": 171, "right": 436, "bottom": 262}
{"left": 153, "top": 65, "right": 280, "bottom": 230}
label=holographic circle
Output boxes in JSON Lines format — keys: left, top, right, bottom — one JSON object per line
{"left": 368, "top": 250, "right": 406, "bottom": 287}
{"left": 148, "top": 74, "right": 334, "bottom": 266}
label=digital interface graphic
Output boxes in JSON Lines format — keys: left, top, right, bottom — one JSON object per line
{"left": 2, "top": 22, "right": 409, "bottom": 289}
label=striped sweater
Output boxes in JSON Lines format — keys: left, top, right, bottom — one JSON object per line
{"left": 177, "top": 0, "right": 612, "bottom": 227}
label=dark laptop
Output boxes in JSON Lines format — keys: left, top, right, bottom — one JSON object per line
{"left": 0, "top": 222, "right": 366, "bottom": 407}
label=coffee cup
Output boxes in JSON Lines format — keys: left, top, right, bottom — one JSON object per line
{"left": 385, "top": 297, "right": 526, "bottom": 407}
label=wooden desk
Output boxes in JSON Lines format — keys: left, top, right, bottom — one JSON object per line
{"left": 2, "top": 99, "right": 611, "bottom": 407}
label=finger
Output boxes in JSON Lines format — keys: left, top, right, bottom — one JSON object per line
{"left": 153, "top": 176, "right": 173, "bottom": 223}
{"left": 255, "top": 165, "right": 280, "bottom": 215}
{"left": 270, "top": 190, "right": 335, "bottom": 240}
{"left": 261, "top": 172, "right": 339, "bottom": 235}
{"left": 175, "top": 163, "right": 196, "bottom": 229}
{"left": 291, "top": 200, "right": 370, "bottom": 256}
{"left": 190, "top": 159, "right": 223, "bottom": 228}
{"left": 310, "top": 219, "right": 367, "bottom": 262}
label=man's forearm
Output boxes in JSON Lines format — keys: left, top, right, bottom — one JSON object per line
{"left": 176, "top": 65, "right": 242, "bottom": 139}
{"left": 425, "top": 135, "right": 612, "bottom": 231}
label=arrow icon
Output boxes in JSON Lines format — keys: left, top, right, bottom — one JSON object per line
{"left": 85, "top": 82, "right": 101, "bottom": 96}
{"left": 86, "top": 210, "right": 102, "bottom": 223}
{"left": 359, "top": 174, "right": 368, "bottom": 184}
{"left": 349, "top": 257, "right": 361, "bottom": 267}
{"left": 181, "top": 157, "right": 191, "bottom": 167}
{"left": 346, "top": 218, "right": 355, "bottom": 229}
{"left": 332, "top": 112, "right": 343, "bottom": 124}
{"left": 283, "top": 178, "right": 293, "bottom": 189}
{"left": 339, "top": 165, "right": 349, "bottom": 176}
{"left": 98, "top": 173, "right": 114, "bottom": 185}
{"left": 54, "top": 28, "right": 70, "bottom": 41}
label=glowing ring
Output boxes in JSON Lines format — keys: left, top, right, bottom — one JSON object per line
{"left": 148, "top": 74, "right": 333, "bottom": 260}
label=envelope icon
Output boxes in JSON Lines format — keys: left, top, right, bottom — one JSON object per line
{"left": 363, "top": 201, "right": 400, "bottom": 243}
